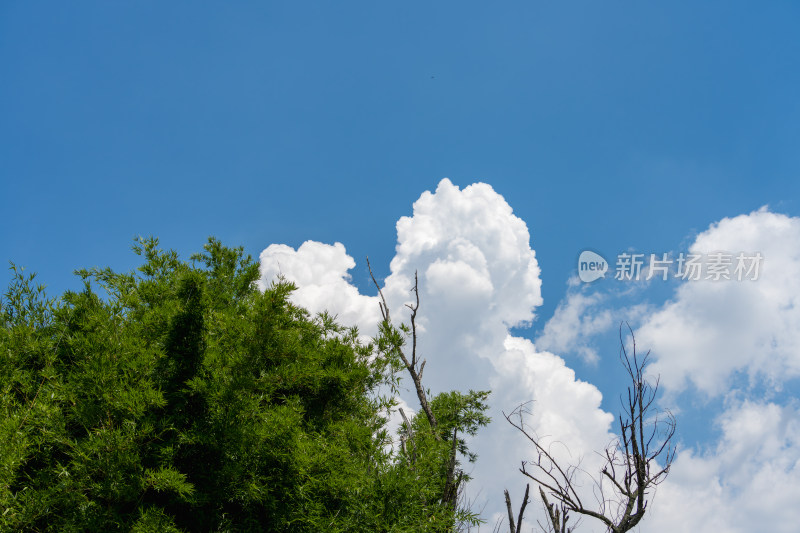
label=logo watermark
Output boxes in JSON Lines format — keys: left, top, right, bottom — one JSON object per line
{"left": 578, "top": 250, "right": 763, "bottom": 283}
{"left": 578, "top": 250, "right": 609, "bottom": 282}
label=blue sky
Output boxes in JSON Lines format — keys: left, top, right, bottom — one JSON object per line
{"left": 3, "top": 3, "right": 800, "bottom": 531}
{"left": 4, "top": 2, "right": 798, "bottom": 300}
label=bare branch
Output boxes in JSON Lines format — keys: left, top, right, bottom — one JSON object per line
{"left": 503, "top": 483, "right": 530, "bottom": 533}
{"left": 540, "top": 487, "right": 573, "bottom": 533}
{"left": 366, "top": 256, "right": 391, "bottom": 322}
{"left": 517, "top": 483, "right": 530, "bottom": 533}
{"left": 504, "top": 489, "right": 517, "bottom": 533}
{"left": 367, "top": 257, "right": 439, "bottom": 437}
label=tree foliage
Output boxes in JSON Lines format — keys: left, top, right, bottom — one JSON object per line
{"left": 0, "top": 237, "right": 489, "bottom": 532}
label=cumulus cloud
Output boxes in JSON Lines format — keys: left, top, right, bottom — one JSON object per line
{"left": 487, "top": 336, "right": 615, "bottom": 492}
{"left": 389, "top": 179, "right": 543, "bottom": 329}
{"left": 257, "top": 183, "right": 800, "bottom": 532}
{"left": 645, "top": 400, "right": 800, "bottom": 533}
{"left": 258, "top": 240, "right": 380, "bottom": 336}
{"left": 636, "top": 207, "right": 800, "bottom": 396}
{"left": 492, "top": 336, "right": 613, "bottom": 460}
{"left": 257, "top": 178, "right": 616, "bottom": 529}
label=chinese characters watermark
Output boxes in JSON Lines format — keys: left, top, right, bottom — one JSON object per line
{"left": 578, "top": 250, "right": 763, "bottom": 283}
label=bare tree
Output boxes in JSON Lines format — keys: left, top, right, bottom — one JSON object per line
{"left": 504, "top": 324, "right": 676, "bottom": 533}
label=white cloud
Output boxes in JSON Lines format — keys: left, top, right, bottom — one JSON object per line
{"left": 630, "top": 207, "right": 800, "bottom": 532}
{"left": 387, "top": 180, "right": 541, "bottom": 312}
{"left": 492, "top": 336, "right": 614, "bottom": 463}
{"left": 258, "top": 240, "right": 380, "bottom": 336}
{"left": 257, "top": 178, "right": 616, "bottom": 530}
{"left": 536, "top": 289, "right": 614, "bottom": 364}
{"left": 485, "top": 336, "right": 616, "bottom": 514}
{"left": 636, "top": 208, "right": 800, "bottom": 397}
{"left": 645, "top": 400, "right": 800, "bottom": 533}
{"left": 256, "top": 185, "right": 800, "bottom": 533}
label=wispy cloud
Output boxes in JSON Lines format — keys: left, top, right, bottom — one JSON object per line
{"left": 536, "top": 289, "right": 613, "bottom": 364}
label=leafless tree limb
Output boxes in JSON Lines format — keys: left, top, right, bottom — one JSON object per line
{"left": 539, "top": 487, "right": 572, "bottom": 533}
{"left": 367, "top": 257, "right": 439, "bottom": 438}
{"left": 503, "top": 482, "right": 530, "bottom": 533}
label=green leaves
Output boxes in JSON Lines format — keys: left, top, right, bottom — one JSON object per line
{"left": 143, "top": 467, "right": 194, "bottom": 500}
{"left": 436, "top": 390, "right": 491, "bottom": 457}
{"left": 0, "top": 237, "right": 491, "bottom": 532}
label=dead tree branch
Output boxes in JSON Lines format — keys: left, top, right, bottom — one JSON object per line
{"left": 367, "top": 257, "right": 439, "bottom": 438}
{"left": 503, "top": 483, "right": 530, "bottom": 533}
{"left": 539, "top": 487, "right": 572, "bottom": 533}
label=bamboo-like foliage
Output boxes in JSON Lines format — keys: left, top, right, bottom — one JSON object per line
{"left": 0, "top": 237, "right": 490, "bottom": 532}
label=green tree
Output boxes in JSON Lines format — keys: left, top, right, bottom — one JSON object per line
{"left": 0, "top": 237, "right": 488, "bottom": 532}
